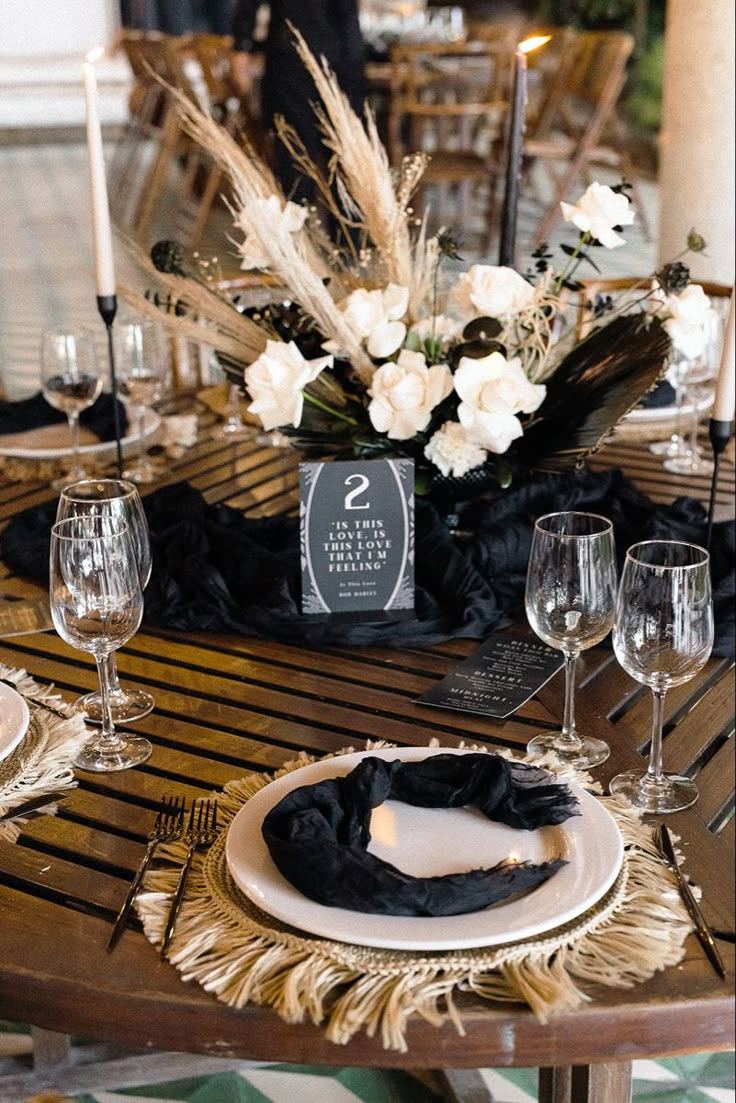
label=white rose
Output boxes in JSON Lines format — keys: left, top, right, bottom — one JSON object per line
{"left": 450, "top": 265, "right": 535, "bottom": 321}
{"left": 424, "top": 421, "right": 487, "bottom": 478}
{"left": 337, "top": 283, "right": 409, "bottom": 359}
{"left": 245, "top": 340, "right": 333, "bottom": 431}
{"left": 368, "top": 349, "right": 453, "bottom": 440}
{"left": 453, "top": 351, "right": 546, "bottom": 454}
{"left": 664, "top": 284, "right": 717, "bottom": 360}
{"left": 409, "top": 314, "right": 463, "bottom": 345}
{"left": 236, "top": 197, "right": 307, "bottom": 270}
{"left": 560, "top": 181, "right": 635, "bottom": 249}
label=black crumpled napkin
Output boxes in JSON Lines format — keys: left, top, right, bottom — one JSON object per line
{"left": 0, "top": 392, "right": 128, "bottom": 442}
{"left": 638, "top": 379, "right": 676, "bottom": 408}
{"left": 262, "top": 754, "right": 577, "bottom": 917}
{"left": 1, "top": 467, "right": 733, "bottom": 657}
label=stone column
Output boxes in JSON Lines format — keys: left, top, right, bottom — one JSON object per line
{"left": 658, "top": 0, "right": 735, "bottom": 285}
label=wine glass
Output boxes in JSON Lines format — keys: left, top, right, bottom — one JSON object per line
{"left": 649, "top": 353, "right": 691, "bottom": 460}
{"left": 56, "top": 478, "right": 155, "bottom": 723}
{"left": 40, "top": 328, "right": 103, "bottom": 486}
{"left": 117, "top": 319, "right": 167, "bottom": 484}
{"left": 525, "top": 511, "right": 617, "bottom": 768}
{"left": 610, "top": 541, "right": 713, "bottom": 814}
{"left": 49, "top": 515, "right": 152, "bottom": 772}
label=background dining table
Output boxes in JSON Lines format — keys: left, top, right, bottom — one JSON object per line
{"left": 0, "top": 414, "right": 733, "bottom": 1103}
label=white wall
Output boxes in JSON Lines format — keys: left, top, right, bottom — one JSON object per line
{"left": 0, "top": 0, "right": 129, "bottom": 127}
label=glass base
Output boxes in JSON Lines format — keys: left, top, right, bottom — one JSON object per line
{"left": 73, "top": 733, "right": 153, "bottom": 773}
{"left": 122, "top": 463, "right": 156, "bottom": 484}
{"left": 663, "top": 453, "right": 714, "bottom": 477}
{"left": 76, "top": 684, "right": 155, "bottom": 724}
{"left": 213, "top": 420, "right": 254, "bottom": 440}
{"left": 527, "top": 731, "right": 610, "bottom": 769}
{"left": 609, "top": 769, "right": 698, "bottom": 814}
{"left": 649, "top": 437, "right": 682, "bottom": 457}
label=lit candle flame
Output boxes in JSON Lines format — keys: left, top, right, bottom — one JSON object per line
{"left": 85, "top": 46, "right": 105, "bottom": 65}
{"left": 518, "top": 35, "right": 552, "bottom": 55}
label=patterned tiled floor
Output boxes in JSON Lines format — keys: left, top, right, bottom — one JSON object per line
{"left": 0, "top": 141, "right": 731, "bottom": 1102}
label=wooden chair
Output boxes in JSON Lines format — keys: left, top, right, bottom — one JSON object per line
{"left": 387, "top": 39, "right": 513, "bottom": 252}
{"left": 523, "top": 30, "right": 650, "bottom": 248}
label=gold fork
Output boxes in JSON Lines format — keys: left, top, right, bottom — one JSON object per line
{"left": 160, "top": 798, "right": 218, "bottom": 957}
{"left": 107, "top": 794, "right": 186, "bottom": 952}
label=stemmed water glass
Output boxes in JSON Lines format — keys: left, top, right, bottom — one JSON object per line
{"left": 40, "top": 328, "right": 102, "bottom": 486}
{"left": 525, "top": 511, "right": 618, "bottom": 768}
{"left": 56, "top": 478, "right": 155, "bottom": 723}
{"left": 610, "top": 541, "right": 713, "bottom": 813}
{"left": 49, "top": 515, "right": 152, "bottom": 772}
{"left": 117, "top": 320, "right": 167, "bottom": 484}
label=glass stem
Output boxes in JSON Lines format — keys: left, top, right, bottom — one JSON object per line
{"left": 67, "top": 411, "right": 84, "bottom": 478}
{"left": 559, "top": 651, "right": 582, "bottom": 749}
{"left": 647, "top": 687, "right": 667, "bottom": 783}
{"left": 95, "top": 653, "right": 122, "bottom": 750}
{"left": 105, "top": 652, "right": 122, "bottom": 696}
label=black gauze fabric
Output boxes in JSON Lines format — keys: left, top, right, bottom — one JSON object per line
{"left": 261, "top": 754, "right": 578, "bottom": 916}
{"left": 0, "top": 392, "right": 128, "bottom": 441}
{"left": 1, "top": 467, "right": 733, "bottom": 656}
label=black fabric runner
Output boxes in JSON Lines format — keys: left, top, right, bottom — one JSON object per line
{"left": 0, "top": 392, "right": 127, "bottom": 442}
{"left": 1, "top": 466, "right": 733, "bottom": 656}
{"left": 262, "top": 754, "right": 577, "bottom": 916}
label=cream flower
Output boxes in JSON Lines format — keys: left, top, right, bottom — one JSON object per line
{"left": 409, "top": 314, "right": 463, "bottom": 345}
{"left": 424, "top": 421, "right": 487, "bottom": 477}
{"left": 245, "top": 340, "right": 333, "bottom": 431}
{"left": 454, "top": 351, "right": 546, "bottom": 454}
{"left": 236, "top": 197, "right": 308, "bottom": 270}
{"left": 560, "top": 182, "right": 635, "bottom": 249}
{"left": 337, "top": 283, "right": 409, "bottom": 359}
{"left": 368, "top": 349, "right": 453, "bottom": 440}
{"left": 449, "top": 264, "right": 535, "bottom": 321}
{"left": 664, "top": 283, "right": 717, "bottom": 361}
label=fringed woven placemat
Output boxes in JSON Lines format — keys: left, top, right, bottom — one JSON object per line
{"left": 136, "top": 745, "right": 692, "bottom": 1052}
{"left": 0, "top": 663, "right": 89, "bottom": 842}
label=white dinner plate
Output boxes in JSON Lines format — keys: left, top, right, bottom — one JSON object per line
{"left": 0, "top": 409, "right": 160, "bottom": 461}
{"left": 225, "top": 747, "right": 624, "bottom": 951}
{"left": 623, "top": 393, "right": 712, "bottom": 423}
{"left": 0, "top": 682, "right": 30, "bottom": 764}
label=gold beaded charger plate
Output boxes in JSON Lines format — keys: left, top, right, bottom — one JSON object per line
{"left": 225, "top": 747, "right": 624, "bottom": 951}
{"left": 0, "top": 681, "right": 30, "bottom": 763}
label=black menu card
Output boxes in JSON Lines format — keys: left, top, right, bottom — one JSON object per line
{"left": 417, "top": 629, "right": 564, "bottom": 718}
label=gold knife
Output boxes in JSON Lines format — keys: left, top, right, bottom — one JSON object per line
{"left": 655, "top": 823, "right": 727, "bottom": 979}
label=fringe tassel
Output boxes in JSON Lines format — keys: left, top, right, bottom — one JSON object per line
{"left": 0, "top": 664, "right": 88, "bottom": 842}
{"left": 134, "top": 747, "right": 693, "bottom": 1052}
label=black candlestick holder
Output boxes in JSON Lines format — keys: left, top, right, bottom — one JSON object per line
{"left": 96, "top": 293, "right": 124, "bottom": 477}
{"left": 706, "top": 417, "right": 733, "bottom": 550}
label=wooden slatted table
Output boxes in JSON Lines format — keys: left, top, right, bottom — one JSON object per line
{"left": 0, "top": 416, "right": 733, "bottom": 1103}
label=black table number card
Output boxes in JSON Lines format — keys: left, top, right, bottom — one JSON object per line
{"left": 299, "top": 458, "right": 415, "bottom": 620}
{"left": 417, "top": 629, "right": 564, "bottom": 718}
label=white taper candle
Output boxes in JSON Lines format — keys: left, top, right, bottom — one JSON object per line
{"left": 82, "top": 53, "right": 116, "bottom": 298}
{"left": 713, "top": 291, "right": 735, "bottom": 422}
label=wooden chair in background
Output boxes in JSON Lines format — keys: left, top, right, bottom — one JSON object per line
{"left": 523, "top": 30, "right": 650, "bottom": 248}
{"left": 387, "top": 39, "right": 513, "bottom": 252}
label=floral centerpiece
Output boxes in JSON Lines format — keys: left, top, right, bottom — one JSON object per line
{"left": 124, "top": 31, "right": 714, "bottom": 499}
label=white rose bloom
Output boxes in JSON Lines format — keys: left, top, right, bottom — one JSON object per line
{"left": 560, "top": 181, "right": 635, "bottom": 249}
{"left": 450, "top": 265, "right": 535, "bottom": 321}
{"left": 338, "top": 283, "right": 409, "bottom": 360}
{"left": 236, "top": 197, "right": 307, "bottom": 270}
{"left": 245, "top": 340, "right": 333, "bottom": 431}
{"left": 368, "top": 349, "right": 453, "bottom": 440}
{"left": 424, "top": 421, "right": 487, "bottom": 478}
{"left": 664, "top": 283, "right": 717, "bottom": 360}
{"left": 409, "top": 314, "right": 463, "bottom": 345}
{"left": 453, "top": 351, "right": 546, "bottom": 454}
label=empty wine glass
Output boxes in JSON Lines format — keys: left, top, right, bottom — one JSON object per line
{"left": 525, "top": 512, "right": 617, "bottom": 768}
{"left": 610, "top": 541, "right": 713, "bottom": 814}
{"left": 40, "top": 327, "right": 103, "bottom": 485}
{"left": 56, "top": 478, "right": 155, "bottom": 723}
{"left": 649, "top": 353, "right": 691, "bottom": 460}
{"left": 50, "top": 515, "right": 152, "bottom": 772}
{"left": 117, "top": 319, "right": 167, "bottom": 483}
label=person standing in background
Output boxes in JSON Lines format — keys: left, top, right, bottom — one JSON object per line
{"left": 121, "top": 0, "right": 235, "bottom": 34}
{"left": 229, "top": 0, "right": 365, "bottom": 202}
